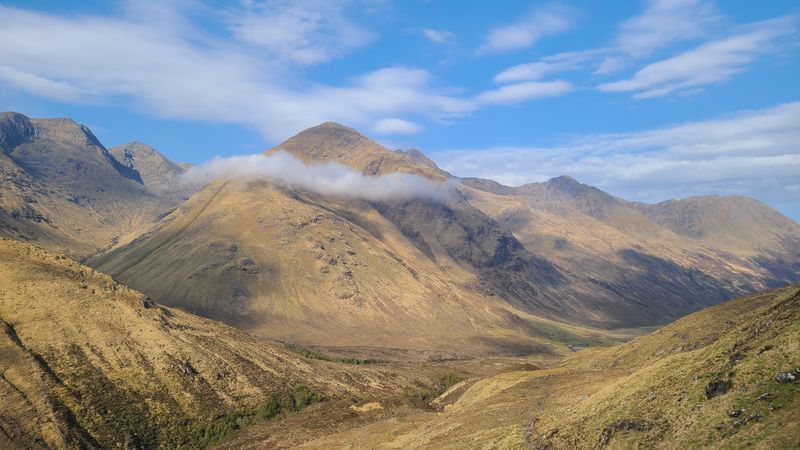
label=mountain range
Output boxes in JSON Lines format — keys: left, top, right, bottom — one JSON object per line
{"left": 3, "top": 112, "right": 799, "bottom": 357}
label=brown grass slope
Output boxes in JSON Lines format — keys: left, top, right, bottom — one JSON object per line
{"left": 0, "top": 238, "right": 427, "bottom": 449}
{"left": 283, "top": 283, "right": 800, "bottom": 449}
{"left": 0, "top": 112, "right": 174, "bottom": 259}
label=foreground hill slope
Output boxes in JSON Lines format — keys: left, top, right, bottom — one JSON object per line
{"left": 0, "top": 238, "right": 423, "bottom": 449}
{"left": 263, "top": 283, "right": 799, "bottom": 449}
{"left": 0, "top": 112, "right": 173, "bottom": 258}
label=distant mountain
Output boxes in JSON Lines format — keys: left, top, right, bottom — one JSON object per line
{"left": 635, "top": 196, "right": 800, "bottom": 273}
{"left": 266, "top": 121, "right": 450, "bottom": 179}
{"left": 0, "top": 237, "right": 421, "bottom": 448}
{"left": 460, "top": 173, "right": 800, "bottom": 324}
{"left": 0, "top": 112, "right": 176, "bottom": 258}
{"left": 109, "top": 141, "right": 197, "bottom": 203}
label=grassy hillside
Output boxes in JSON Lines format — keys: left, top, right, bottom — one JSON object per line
{"left": 0, "top": 238, "right": 427, "bottom": 449}
{"left": 227, "top": 283, "right": 799, "bottom": 449}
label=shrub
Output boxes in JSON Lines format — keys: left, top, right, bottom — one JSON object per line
{"left": 292, "top": 385, "right": 320, "bottom": 411}
{"left": 408, "top": 373, "right": 462, "bottom": 407}
{"left": 256, "top": 395, "right": 281, "bottom": 420}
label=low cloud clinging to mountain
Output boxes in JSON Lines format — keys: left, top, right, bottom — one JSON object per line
{"left": 182, "top": 150, "right": 454, "bottom": 201}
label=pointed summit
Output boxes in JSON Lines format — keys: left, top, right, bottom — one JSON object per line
{"left": 267, "top": 122, "right": 449, "bottom": 179}
{"left": 546, "top": 175, "right": 589, "bottom": 194}
{"left": 315, "top": 121, "right": 363, "bottom": 134}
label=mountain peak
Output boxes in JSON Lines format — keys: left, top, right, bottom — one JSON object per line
{"left": 267, "top": 123, "right": 450, "bottom": 180}
{"left": 24, "top": 115, "right": 106, "bottom": 151}
{"left": 547, "top": 174, "right": 580, "bottom": 185}
{"left": 109, "top": 141, "right": 196, "bottom": 202}
{"left": 268, "top": 121, "right": 386, "bottom": 168}
{"left": 545, "top": 175, "right": 596, "bottom": 196}
{"left": 316, "top": 121, "right": 360, "bottom": 132}
{"left": 395, "top": 148, "right": 441, "bottom": 170}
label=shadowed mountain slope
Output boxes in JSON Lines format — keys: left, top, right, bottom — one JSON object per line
{"left": 0, "top": 112, "right": 175, "bottom": 258}
{"left": 0, "top": 238, "right": 426, "bottom": 449}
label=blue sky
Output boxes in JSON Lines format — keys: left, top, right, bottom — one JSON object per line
{"left": 1, "top": 0, "right": 799, "bottom": 218}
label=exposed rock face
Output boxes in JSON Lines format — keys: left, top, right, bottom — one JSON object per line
{"left": 705, "top": 379, "right": 732, "bottom": 399}
{"left": 775, "top": 371, "right": 797, "bottom": 383}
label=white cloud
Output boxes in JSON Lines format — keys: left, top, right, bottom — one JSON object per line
{"left": 182, "top": 150, "right": 453, "bottom": 201}
{"left": 373, "top": 118, "right": 422, "bottom": 135}
{"left": 432, "top": 102, "right": 800, "bottom": 215}
{"left": 230, "top": 0, "right": 374, "bottom": 65}
{"left": 493, "top": 50, "right": 598, "bottom": 83}
{"left": 594, "top": 0, "right": 720, "bottom": 75}
{"left": 0, "top": 4, "right": 473, "bottom": 142}
{"left": 598, "top": 16, "right": 797, "bottom": 98}
{"left": 422, "top": 28, "right": 454, "bottom": 44}
{"left": 476, "top": 4, "right": 576, "bottom": 54}
{"left": 614, "top": 0, "right": 719, "bottom": 57}
{"left": 0, "top": 66, "right": 86, "bottom": 103}
{"left": 475, "top": 80, "right": 574, "bottom": 105}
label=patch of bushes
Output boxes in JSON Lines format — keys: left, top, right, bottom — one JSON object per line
{"left": 408, "top": 373, "right": 462, "bottom": 407}
{"left": 285, "top": 344, "right": 386, "bottom": 364}
{"left": 256, "top": 395, "right": 281, "bottom": 420}
{"left": 199, "top": 409, "right": 253, "bottom": 448}
{"left": 198, "top": 386, "right": 322, "bottom": 448}
{"left": 292, "top": 384, "right": 321, "bottom": 410}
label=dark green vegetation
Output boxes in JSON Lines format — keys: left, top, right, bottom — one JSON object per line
{"left": 285, "top": 344, "right": 386, "bottom": 365}
{"left": 408, "top": 373, "right": 462, "bottom": 407}
{"left": 198, "top": 386, "right": 322, "bottom": 448}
